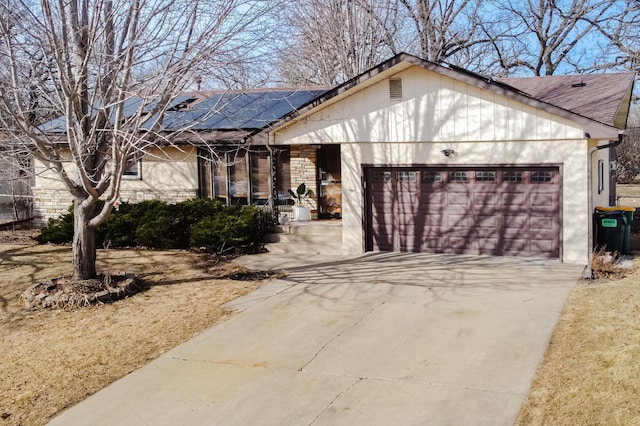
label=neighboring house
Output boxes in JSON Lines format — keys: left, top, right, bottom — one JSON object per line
{"left": 32, "top": 88, "right": 326, "bottom": 225}
{"left": 32, "top": 53, "right": 635, "bottom": 264}
{"left": 0, "top": 133, "right": 33, "bottom": 224}
{"left": 267, "top": 53, "right": 635, "bottom": 264}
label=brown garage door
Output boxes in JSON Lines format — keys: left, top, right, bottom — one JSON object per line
{"left": 365, "top": 167, "right": 561, "bottom": 258}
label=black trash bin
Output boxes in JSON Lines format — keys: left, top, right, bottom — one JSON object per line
{"left": 596, "top": 206, "right": 635, "bottom": 255}
{"left": 594, "top": 210, "right": 627, "bottom": 254}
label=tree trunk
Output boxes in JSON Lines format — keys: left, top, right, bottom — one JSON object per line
{"left": 72, "top": 199, "right": 97, "bottom": 280}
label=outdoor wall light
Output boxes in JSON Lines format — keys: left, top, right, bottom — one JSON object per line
{"left": 441, "top": 149, "right": 455, "bottom": 157}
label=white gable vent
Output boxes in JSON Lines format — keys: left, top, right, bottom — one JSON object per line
{"left": 389, "top": 78, "right": 403, "bottom": 100}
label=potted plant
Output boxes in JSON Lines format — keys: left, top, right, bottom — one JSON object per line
{"left": 288, "top": 183, "right": 313, "bottom": 221}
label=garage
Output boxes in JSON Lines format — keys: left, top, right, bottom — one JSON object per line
{"left": 365, "top": 166, "right": 561, "bottom": 258}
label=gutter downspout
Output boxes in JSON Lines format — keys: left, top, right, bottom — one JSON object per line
{"left": 586, "top": 130, "right": 625, "bottom": 279}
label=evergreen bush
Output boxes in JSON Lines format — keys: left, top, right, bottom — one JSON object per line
{"left": 35, "top": 204, "right": 74, "bottom": 244}
{"left": 36, "top": 199, "right": 274, "bottom": 253}
{"left": 190, "top": 205, "right": 270, "bottom": 254}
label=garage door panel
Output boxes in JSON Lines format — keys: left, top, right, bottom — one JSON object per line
{"left": 447, "top": 193, "right": 471, "bottom": 205}
{"left": 476, "top": 215, "right": 499, "bottom": 229}
{"left": 420, "top": 237, "right": 445, "bottom": 250}
{"left": 503, "top": 215, "right": 528, "bottom": 230}
{"left": 531, "top": 239, "right": 556, "bottom": 253}
{"left": 447, "top": 214, "right": 471, "bottom": 228}
{"left": 423, "top": 215, "right": 444, "bottom": 226}
{"left": 502, "top": 193, "right": 527, "bottom": 207}
{"left": 393, "top": 192, "right": 420, "bottom": 204}
{"left": 370, "top": 212, "right": 396, "bottom": 224}
{"left": 367, "top": 166, "right": 561, "bottom": 258}
{"left": 529, "top": 216, "right": 557, "bottom": 230}
{"left": 500, "top": 238, "right": 529, "bottom": 254}
{"left": 448, "top": 236, "right": 471, "bottom": 251}
{"left": 473, "top": 192, "right": 500, "bottom": 206}
{"left": 418, "top": 192, "right": 447, "bottom": 205}
{"left": 530, "top": 192, "right": 556, "bottom": 206}
{"left": 477, "top": 238, "right": 499, "bottom": 254}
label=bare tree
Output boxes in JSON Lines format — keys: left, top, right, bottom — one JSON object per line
{"left": 586, "top": 0, "right": 640, "bottom": 72}
{"left": 486, "top": 0, "right": 621, "bottom": 76}
{"left": 617, "top": 104, "right": 640, "bottom": 184}
{"left": 397, "top": 0, "right": 492, "bottom": 68}
{"left": 0, "top": 0, "right": 272, "bottom": 280}
{"left": 276, "top": 0, "right": 399, "bottom": 85}
{"left": 276, "top": 0, "right": 509, "bottom": 83}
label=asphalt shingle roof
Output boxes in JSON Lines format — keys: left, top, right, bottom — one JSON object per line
{"left": 499, "top": 73, "right": 635, "bottom": 127}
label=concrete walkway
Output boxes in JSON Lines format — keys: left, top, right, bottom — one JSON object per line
{"left": 49, "top": 252, "right": 583, "bottom": 426}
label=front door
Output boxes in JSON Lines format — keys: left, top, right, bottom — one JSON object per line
{"left": 318, "top": 145, "right": 341, "bottom": 218}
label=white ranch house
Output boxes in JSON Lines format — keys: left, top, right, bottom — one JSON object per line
{"left": 32, "top": 53, "right": 636, "bottom": 265}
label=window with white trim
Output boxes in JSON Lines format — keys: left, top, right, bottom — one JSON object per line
{"left": 598, "top": 159, "right": 605, "bottom": 194}
{"left": 123, "top": 157, "right": 142, "bottom": 179}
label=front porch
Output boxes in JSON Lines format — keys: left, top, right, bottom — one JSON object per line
{"left": 263, "top": 219, "right": 343, "bottom": 255}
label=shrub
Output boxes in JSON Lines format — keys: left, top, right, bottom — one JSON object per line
{"left": 36, "top": 200, "right": 106, "bottom": 244}
{"left": 37, "top": 198, "right": 274, "bottom": 253}
{"left": 190, "top": 205, "right": 272, "bottom": 254}
{"left": 134, "top": 203, "right": 184, "bottom": 249}
{"left": 35, "top": 205, "right": 74, "bottom": 244}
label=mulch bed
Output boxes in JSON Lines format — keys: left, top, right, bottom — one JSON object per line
{"left": 0, "top": 229, "right": 39, "bottom": 245}
{"left": 20, "top": 273, "right": 144, "bottom": 310}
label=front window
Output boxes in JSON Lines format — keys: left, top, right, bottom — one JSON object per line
{"left": 275, "top": 147, "right": 291, "bottom": 205}
{"left": 212, "top": 156, "right": 228, "bottom": 202}
{"left": 251, "top": 150, "right": 270, "bottom": 205}
{"left": 203, "top": 147, "right": 275, "bottom": 206}
{"left": 229, "top": 151, "right": 248, "bottom": 204}
{"left": 123, "top": 157, "right": 141, "bottom": 179}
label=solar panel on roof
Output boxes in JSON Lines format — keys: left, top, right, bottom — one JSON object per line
{"left": 38, "top": 89, "right": 327, "bottom": 134}
{"left": 191, "top": 89, "right": 325, "bottom": 130}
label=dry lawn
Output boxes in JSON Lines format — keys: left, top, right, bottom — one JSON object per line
{"left": 0, "top": 237, "right": 276, "bottom": 426}
{"left": 518, "top": 186, "right": 640, "bottom": 424}
{"left": 517, "top": 260, "right": 640, "bottom": 424}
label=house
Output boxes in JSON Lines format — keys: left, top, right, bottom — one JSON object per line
{"left": 32, "top": 53, "right": 635, "bottom": 264}
{"left": 267, "top": 54, "right": 635, "bottom": 264}
{"left": 32, "top": 88, "right": 327, "bottom": 224}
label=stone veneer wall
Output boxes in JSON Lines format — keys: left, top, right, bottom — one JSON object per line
{"left": 32, "top": 188, "right": 197, "bottom": 227}
{"left": 289, "top": 145, "right": 318, "bottom": 211}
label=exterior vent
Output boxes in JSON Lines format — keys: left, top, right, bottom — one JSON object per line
{"left": 389, "top": 78, "right": 403, "bottom": 100}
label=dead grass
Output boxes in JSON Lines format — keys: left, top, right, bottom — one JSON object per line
{"left": 516, "top": 258, "right": 640, "bottom": 425}
{"left": 0, "top": 242, "right": 275, "bottom": 426}
{"left": 614, "top": 183, "right": 640, "bottom": 197}
{"left": 517, "top": 187, "right": 640, "bottom": 424}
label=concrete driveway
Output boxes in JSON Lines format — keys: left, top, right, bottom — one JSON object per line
{"left": 49, "top": 252, "right": 583, "bottom": 426}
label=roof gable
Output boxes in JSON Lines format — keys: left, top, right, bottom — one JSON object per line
{"left": 272, "top": 53, "right": 629, "bottom": 139}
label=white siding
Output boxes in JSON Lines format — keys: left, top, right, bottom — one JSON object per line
{"left": 34, "top": 146, "right": 198, "bottom": 193}
{"left": 273, "top": 67, "right": 584, "bottom": 145}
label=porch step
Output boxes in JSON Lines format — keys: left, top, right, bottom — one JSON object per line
{"left": 263, "top": 221, "right": 342, "bottom": 255}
